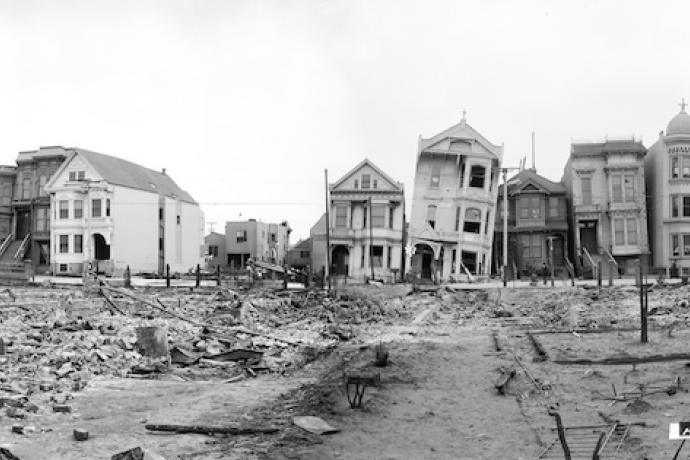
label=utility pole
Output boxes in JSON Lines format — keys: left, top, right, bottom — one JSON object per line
{"left": 547, "top": 236, "right": 555, "bottom": 287}
{"left": 503, "top": 169, "right": 508, "bottom": 287}
{"left": 324, "top": 169, "right": 331, "bottom": 292}
{"left": 369, "top": 197, "right": 374, "bottom": 281}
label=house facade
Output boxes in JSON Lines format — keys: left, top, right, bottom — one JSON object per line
{"left": 223, "top": 219, "right": 291, "bottom": 269}
{"left": 645, "top": 103, "right": 690, "bottom": 274}
{"left": 492, "top": 168, "right": 568, "bottom": 277}
{"left": 45, "top": 148, "right": 204, "bottom": 276}
{"left": 407, "top": 114, "right": 502, "bottom": 281}
{"left": 204, "top": 231, "right": 226, "bottom": 269}
{"left": 311, "top": 159, "right": 405, "bottom": 282}
{"left": 287, "top": 238, "right": 311, "bottom": 270}
{"left": 562, "top": 139, "right": 648, "bottom": 276}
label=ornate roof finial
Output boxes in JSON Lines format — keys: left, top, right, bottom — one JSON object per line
{"left": 461, "top": 109, "right": 467, "bottom": 123}
{"left": 680, "top": 98, "right": 687, "bottom": 112}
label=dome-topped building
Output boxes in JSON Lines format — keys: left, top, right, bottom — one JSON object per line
{"left": 645, "top": 99, "right": 690, "bottom": 274}
{"left": 666, "top": 101, "right": 690, "bottom": 136}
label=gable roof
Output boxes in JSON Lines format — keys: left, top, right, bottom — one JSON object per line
{"left": 49, "top": 148, "right": 197, "bottom": 204}
{"left": 418, "top": 119, "right": 503, "bottom": 160}
{"left": 330, "top": 158, "right": 403, "bottom": 192}
{"left": 508, "top": 169, "right": 566, "bottom": 195}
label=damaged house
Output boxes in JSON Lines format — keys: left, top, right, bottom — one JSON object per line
{"left": 44, "top": 148, "right": 204, "bottom": 276}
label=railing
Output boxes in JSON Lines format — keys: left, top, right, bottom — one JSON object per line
{"left": 564, "top": 256, "right": 575, "bottom": 278}
{"left": 0, "top": 233, "right": 14, "bottom": 259}
{"left": 605, "top": 248, "right": 618, "bottom": 272}
{"left": 14, "top": 233, "right": 30, "bottom": 261}
{"left": 459, "top": 261, "right": 475, "bottom": 283}
{"left": 582, "top": 247, "right": 598, "bottom": 280}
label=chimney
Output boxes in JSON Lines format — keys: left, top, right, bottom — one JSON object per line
{"left": 161, "top": 168, "right": 166, "bottom": 175}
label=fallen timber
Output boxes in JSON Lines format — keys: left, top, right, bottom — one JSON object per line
{"left": 554, "top": 353, "right": 690, "bottom": 366}
{"left": 145, "top": 424, "right": 279, "bottom": 436}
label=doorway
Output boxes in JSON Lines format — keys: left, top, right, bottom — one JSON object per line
{"left": 413, "top": 244, "right": 434, "bottom": 280}
{"left": 16, "top": 210, "right": 30, "bottom": 239}
{"left": 331, "top": 245, "right": 349, "bottom": 276}
{"left": 579, "top": 220, "right": 598, "bottom": 254}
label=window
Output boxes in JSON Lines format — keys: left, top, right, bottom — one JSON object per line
{"left": 36, "top": 208, "right": 47, "bottom": 232}
{"left": 371, "top": 206, "right": 386, "bottom": 228}
{"left": 361, "top": 174, "right": 371, "bottom": 189}
{"left": 1, "top": 184, "right": 10, "bottom": 205}
{"left": 614, "top": 218, "right": 625, "bottom": 245}
{"left": 684, "top": 196, "right": 690, "bottom": 217}
{"left": 373, "top": 179, "right": 378, "bottom": 189}
{"left": 612, "top": 176, "right": 622, "bottom": 203}
{"left": 74, "top": 200, "right": 83, "bottom": 218}
{"left": 106, "top": 199, "right": 111, "bottom": 217}
{"left": 683, "top": 157, "right": 690, "bottom": 178}
{"left": 673, "top": 234, "right": 680, "bottom": 256}
{"left": 430, "top": 165, "right": 441, "bottom": 188}
{"left": 335, "top": 205, "right": 347, "bottom": 228}
{"left": 92, "top": 199, "right": 102, "bottom": 217}
{"left": 361, "top": 245, "right": 365, "bottom": 267}
{"left": 455, "top": 207, "right": 461, "bottom": 231}
{"left": 159, "top": 208, "right": 164, "bottom": 220}
{"left": 371, "top": 245, "right": 383, "bottom": 267}
{"left": 354, "top": 179, "right": 359, "bottom": 189}
{"left": 39, "top": 176, "right": 47, "bottom": 197}
{"left": 236, "top": 230, "right": 247, "bottom": 243}
{"left": 22, "top": 178, "right": 31, "bottom": 199}
{"left": 176, "top": 215, "right": 180, "bottom": 224}
{"left": 59, "top": 235, "right": 68, "bottom": 253}
{"left": 59, "top": 200, "right": 69, "bottom": 219}
{"left": 69, "top": 171, "right": 76, "bottom": 181}
{"left": 463, "top": 208, "right": 481, "bottom": 233}
{"left": 271, "top": 233, "right": 276, "bottom": 242}
{"left": 549, "top": 197, "right": 559, "bottom": 217}
{"left": 78, "top": 171, "right": 85, "bottom": 181}
{"left": 673, "top": 195, "right": 680, "bottom": 217}
{"left": 520, "top": 196, "right": 540, "bottom": 219}
{"left": 426, "top": 205, "right": 437, "bottom": 229}
{"left": 469, "top": 165, "right": 486, "bottom": 188}
{"left": 672, "top": 157, "right": 680, "bottom": 179}
{"left": 581, "top": 177, "right": 592, "bottom": 205}
{"left": 685, "top": 235, "right": 690, "bottom": 256}
{"left": 300, "top": 250, "right": 309, "bottom": 258}
{"left": 74, "top": 235, "right": 83, "bottom": 253}
{"left": 363, "top": 206, "right": 367, "bottom": 228}
{"left": 388, "top": 207, "right": 394, "bottom": 228}
{"left": 626, "top": 218, "right": 637, "bottom": 245}
{"left": 209, "top": 245, "right": 218, "bottom": 257}
{"left": 623, "top": 176, "right": 635, "bottom": 201}
{"left": 59, "top": 264, "right": 68, "bottom": 272}
{"left": 519, "top": 234, "right": 542, "bottom": 258}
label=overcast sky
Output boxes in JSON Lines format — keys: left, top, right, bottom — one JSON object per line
{"left": 2, "top": 0, "right": 690, "bottom": 242}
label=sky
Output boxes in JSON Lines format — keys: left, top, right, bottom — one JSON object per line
{"left": 2, "top": 0, "right": 690, "bottom": 242}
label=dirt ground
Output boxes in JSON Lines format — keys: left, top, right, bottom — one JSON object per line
{"left": 3, "top": 282, "right": 690, "bottom": 459}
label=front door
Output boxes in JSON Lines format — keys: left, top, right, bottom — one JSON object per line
{"left": 16, "top": 210, "right": 30, "bottom": 239}
{"left": 579, "top": 221, "right": 598, "bottom": 254}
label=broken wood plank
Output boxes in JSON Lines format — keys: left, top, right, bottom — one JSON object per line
{"left": 554, "top": 353, "right": 690, "bottom": 366}
{"left": 98, "top": 288, "right": 126, "bottom": 315}
{"left": 144, "top": 424, "right": 278, "bottom": 435}
{"left": 494, "top": 367, "right": 516, "bottom": 395}
{"left": 527, "top": 332, "right": 549, "bottom": 361}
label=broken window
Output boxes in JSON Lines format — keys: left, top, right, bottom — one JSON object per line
{"left": 59, "top": 200, "right": 69, "bottom": 219}
{"left": 371, "top": 245, "right": 383, "bottom": 267}
{"left": 74, "top": 234, "right": 83, "bottom": 254}
{"left": 236, "top": 231, "right": 247, "bottom": 243}
{"left": 463, "top": 208, "right": 481, "bottom": 234}
{"left": 371, "top": 206, "right": 386, "bottom": 228}
{"left": 469, "top": 165, "right": 485, "bottom": 188}
{"left": 59, "top": 235, "right": 68, "bottom": 253}
{"left": 426, "top": 205, "right": 437, "bottom": 229}
{"left": 92, "top": 199, "right": 102, "bottom": 217}
{"left": 430, "top": 165, "right": 441, "bottom": 188}
{"left": 334, "top": 205, "right": 347, "bottom": 228}
{"left": 361, "top": 174, "right": 371, "bottom": 189}
{"left": 74, "top": 200, "right": 83, "bottom": 219}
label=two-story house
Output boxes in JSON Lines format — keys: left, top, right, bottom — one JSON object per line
{"left": 563, "top": 139, "right": 648, "bottom": 277}
{"left": 408, "top": 114, "right": 502, "bottom": 281}
{"left": 45, "top": 148, "right": 204, "bottom": 276}
{"left": 221, "top": 219, "right": 291, "bottom": 269}
{"left": 645, "top": 102, "right": 690, "bottom": 275}
{"left": 492, "top": 168, "right": 568, "bottom": 277}
{"left": 9, "top": 147, "right": 68, "bottom": 273}
{"left": 311, "top": 159, "right": 405, "bottom": 282}
{"left": 0, "top": 166, "right": 16, "bottom": 240}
